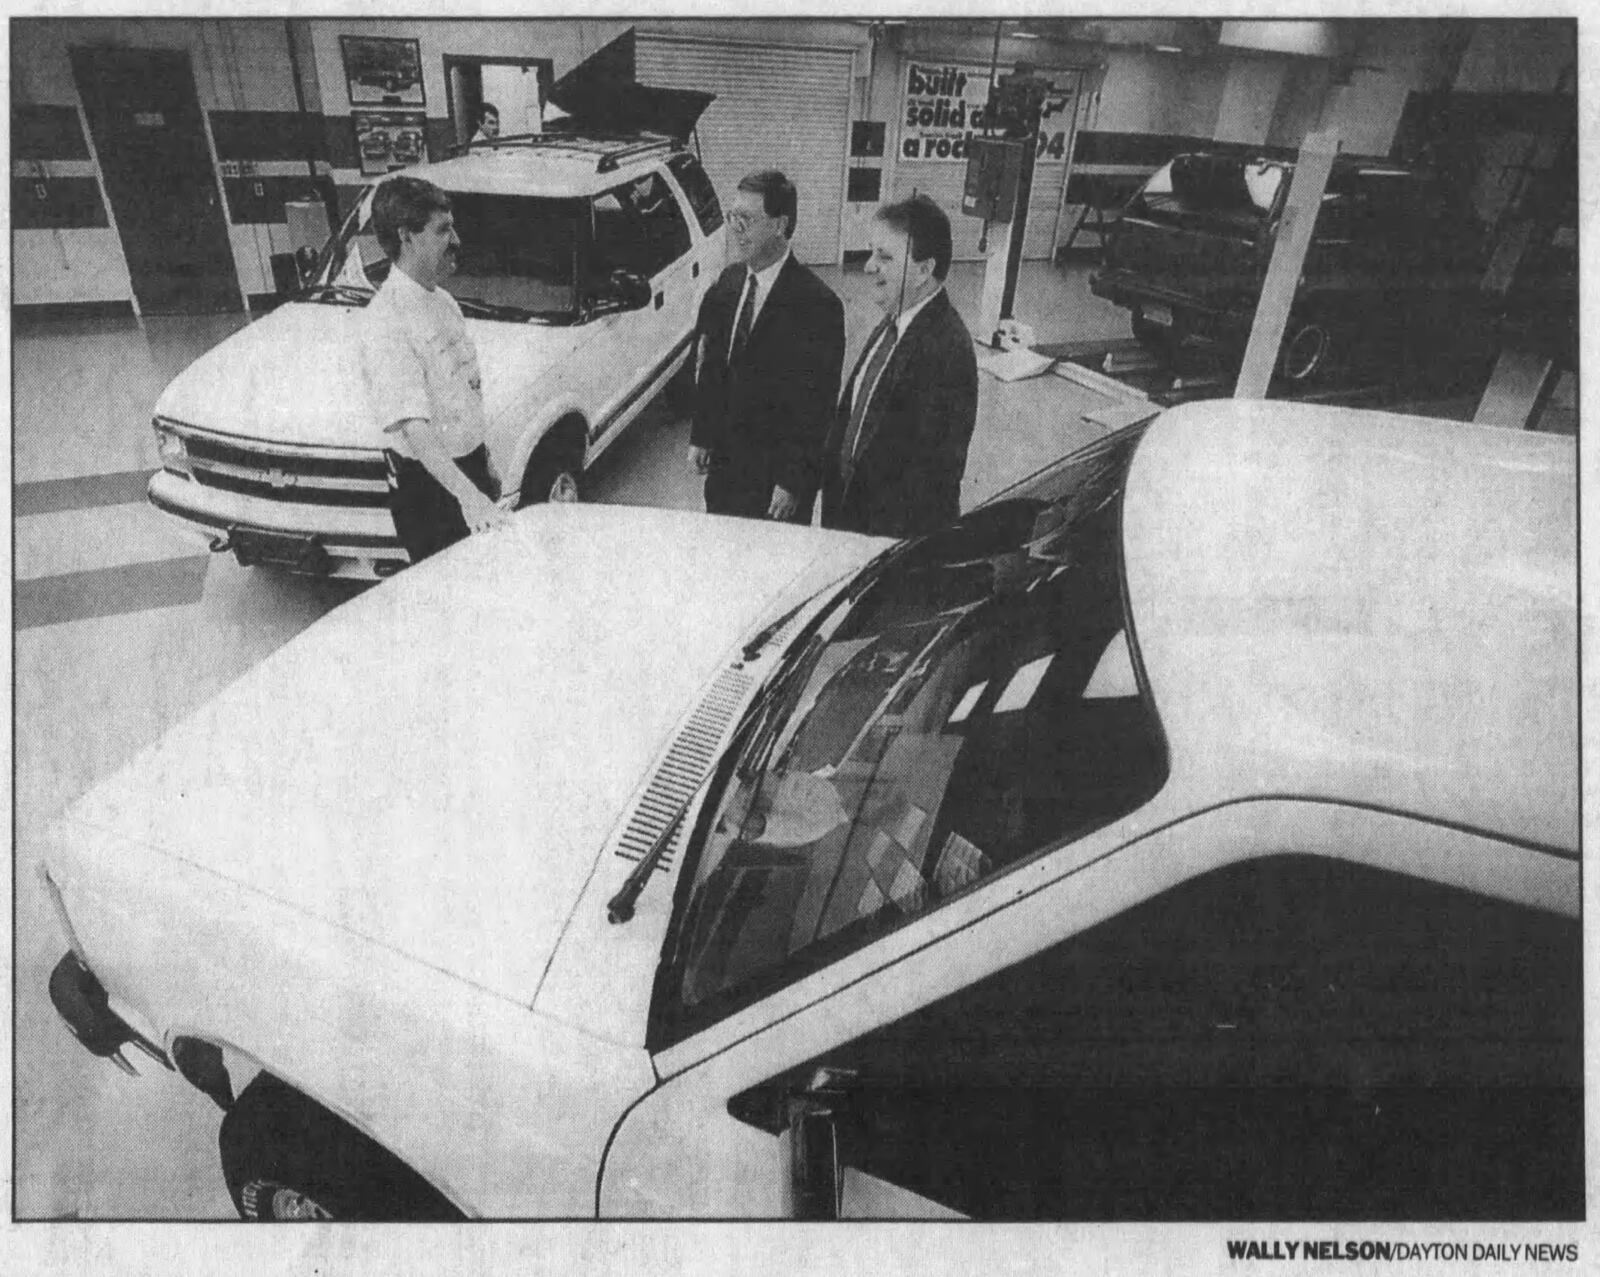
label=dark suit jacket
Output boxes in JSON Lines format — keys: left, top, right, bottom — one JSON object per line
{"left": 689, "top": 256, "right": 845, "bottom": 520}
{"left": 821, "top": 289, "right": 979, "bottom": 539}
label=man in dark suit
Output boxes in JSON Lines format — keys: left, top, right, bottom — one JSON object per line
{"left": 821, "top": 194, "right": 978, "bottom": 540}
{"left": 688, "top": 170, "right": 845, "bottom": 521}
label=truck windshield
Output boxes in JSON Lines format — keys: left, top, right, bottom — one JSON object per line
{"left": 658, "top": 426, "right": 1168, "bottom": 1039}
{"left": 314, "top": 187, "right": 583, "bottom": 321}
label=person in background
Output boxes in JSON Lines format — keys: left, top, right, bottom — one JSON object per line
{"left": 359, "top": 175, "right": 514, "bottom": 565}
{"left": 820, "top": 194, "right": 978, "bottom": 539}
{"left": 688, "top": 170, "right": 845, "bottom": 522}
{"left": 471, "top": 103, "right": 500, "bottom": 144}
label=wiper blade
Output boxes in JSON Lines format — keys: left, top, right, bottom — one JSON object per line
{"left": 298, "top": 282, "right": 372, "bottom": 305}
{"left": 740, "top": 599, "right": 808, "bottom": 663}
{"left": 607, "top": 802, "right": 693, "bottom": 926}
{"left": 454, "top": 295, "right": 536, "bottom": 321}
{"left": 607, "top": 543, "right": 906, "bottom": 926}
{"left": 606, "top": 640, "right": 813, "bottom": 926}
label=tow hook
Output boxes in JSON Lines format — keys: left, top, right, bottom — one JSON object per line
{"left": 208, "top": 530, "right": 234, "bottom": 555}
{"left": 48, "top": 952, "right": 170, "bottom": 1077}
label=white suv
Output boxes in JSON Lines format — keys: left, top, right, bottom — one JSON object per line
{"left": 147, "top": 133, "right": 725, "bottom": 578}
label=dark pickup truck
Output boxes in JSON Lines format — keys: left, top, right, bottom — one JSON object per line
{"left": 1090, "top": 152, "right": 1490, "bottom": 384}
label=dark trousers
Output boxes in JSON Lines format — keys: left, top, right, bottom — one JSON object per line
{"left": 386, "top": 444, "right": 497, "bottom": 564}
{"left": 703, "top": 459, "right": 812, "bottom": 524}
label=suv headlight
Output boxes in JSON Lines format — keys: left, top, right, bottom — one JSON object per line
{"left": 153, "top": 418, "right": 192, "bottom": 476}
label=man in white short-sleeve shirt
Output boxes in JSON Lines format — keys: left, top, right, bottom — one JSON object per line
{"left": 359, "top": 174, "right": 514, "bottom": 564}
{"left": 470, "top": 103, "right": 500, "bottom": 145}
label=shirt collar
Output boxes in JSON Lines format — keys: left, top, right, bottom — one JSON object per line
{"left": 893, "top": 284, "right": 941, "bottom": 339}
{"left": 389, "top": 262, "right": 435, "bottom": 295}
{"left": 747, "top": 246, "right": 790, "bottom": 295}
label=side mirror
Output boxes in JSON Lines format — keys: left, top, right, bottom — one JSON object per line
{"left": 294, "top": 245, "right": 321, "bottom": 286}
{"left": 605, "top": 268, "right": 653, "bottom": 312}
{"left": 786, "top": 1066, "right": 854, "bottom": 1220}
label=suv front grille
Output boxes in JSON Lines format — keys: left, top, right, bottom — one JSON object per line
{"left": 180, "top": 432, "right": 389, "bottom": 508}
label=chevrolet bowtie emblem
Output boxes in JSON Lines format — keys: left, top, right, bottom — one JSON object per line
{"left": 266, "top": 468, "right": 294, "bottom": 490}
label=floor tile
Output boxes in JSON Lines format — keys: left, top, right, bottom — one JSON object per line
{"left": 15, "top": 500, "right": 196, "bottom": 579}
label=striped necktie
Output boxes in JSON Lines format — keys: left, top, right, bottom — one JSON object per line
{"left": 843, "top": 317, "right": 898, "bottom": 465}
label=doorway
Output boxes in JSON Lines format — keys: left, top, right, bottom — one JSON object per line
{"left": 69, "top": 45, "right": 240, "bottom": 314}
{"left": 444, "top": 55, "right": 552, "bottom": 146}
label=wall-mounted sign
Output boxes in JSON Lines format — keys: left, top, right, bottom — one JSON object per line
{"left": 900, "top": 63, "right": 1074, "bottom": 163}
{"left": 341, "top": 35, "right": 425, "bottom": 107}
{"left": 352, "top": 109, "right": 427, "bottom": 176}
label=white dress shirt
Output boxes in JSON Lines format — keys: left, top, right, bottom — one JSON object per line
{"left": 851, "top": 285, "right": 942, "bottom": 412}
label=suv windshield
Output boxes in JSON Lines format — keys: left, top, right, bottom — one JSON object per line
{"left": 657, "top": 426, "right": 1168, "bottom": 1040}
{"left": 314, "top": 186, "right": 584, "bottom": 321}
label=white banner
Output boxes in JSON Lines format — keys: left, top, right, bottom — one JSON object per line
{"left": 900, "top": 62, "right": 1074, "bottom": 162}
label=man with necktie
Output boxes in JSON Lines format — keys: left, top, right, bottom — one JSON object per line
{"left": 688, "top": 170, "right": 845, "bottom": 521}
{"left": 821, "top": 194, "right": 978, "bottom": 540}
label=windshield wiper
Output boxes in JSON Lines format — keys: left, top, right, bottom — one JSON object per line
{"left": 740, "top": 598, "right": 809, "bottom": 663}
{"left": 454, "top": 295, "right": 539, "bottom": 322}
{"left": 606, "top": 631, "right": 821, "bottom": 926}
{"left": 297, "top": 282, "right": 372, "bottom": 305}
{"left": 606, "top": 544, "right": 908, "bottom": 926}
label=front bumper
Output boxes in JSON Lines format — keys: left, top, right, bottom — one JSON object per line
{"left": 148, "top": 470, "right": 408, "bottom": 580}
{"left": 1088, "top": 269, "right": 1252, "bottom": 344}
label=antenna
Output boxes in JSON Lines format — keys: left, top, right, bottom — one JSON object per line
{"left": 895, "top": 183, "right": 917, "bottom": 318}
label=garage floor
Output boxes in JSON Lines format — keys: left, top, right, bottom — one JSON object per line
{"left": 0, "top": 257, "right": 1400, "bottom": 1217}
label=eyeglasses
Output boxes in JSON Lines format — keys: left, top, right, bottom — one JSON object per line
{"left": 726, "top": 210, "right": 772, "bottom": 231}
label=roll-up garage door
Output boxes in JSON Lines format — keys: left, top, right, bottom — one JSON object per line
{"left": 637, "top": 35, "right": 853, "bottom": 265}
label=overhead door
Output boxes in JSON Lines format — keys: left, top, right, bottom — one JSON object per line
{"left": 637, "top": 36, "right": 854, "bottom": 265}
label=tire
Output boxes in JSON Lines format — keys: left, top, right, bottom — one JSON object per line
{"left": 517, "top": 441, "right": 583, "bottom": 508}
{"left": 218, "top": 1073, "right": 462, "bottom": 1222}
{"left": 1277, "top": 315, "right": 1334, "bottom": 385}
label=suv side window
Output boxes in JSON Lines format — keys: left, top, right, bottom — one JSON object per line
{"left": 668, "top": 153, "right": 724, "bottom": 235}
{"left": 591, "top": 171, "right": 691, "bottom": 280}
{"left": 729, "top": 854, "right": 1582, "bottom": 1220}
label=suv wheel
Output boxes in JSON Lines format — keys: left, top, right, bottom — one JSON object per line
{"left": 518, "top": 443, "right": 584, "bottom": 507}
{"left": 219, "top": 1073, "right": 461, "bottom": 1222}
{"left": 1278, "top": 316, "right": 1333, "bottom": 385}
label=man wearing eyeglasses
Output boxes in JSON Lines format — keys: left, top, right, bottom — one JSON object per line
{"left": 687, "top": 170, "right": 845, "bottom": 522}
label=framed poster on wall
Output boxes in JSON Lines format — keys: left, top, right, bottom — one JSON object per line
{"left": 352, "top": 109, "right": 427, "bottom": 176}
{"left": 341, "top": 35, "right": 425, "bottom": 107}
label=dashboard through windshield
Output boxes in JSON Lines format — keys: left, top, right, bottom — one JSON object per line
{"left": 317, "top": 189, "right": 583, "bottom": 321}
{"left": 656, "top": 427, "right": 1169, "bottom": 1042}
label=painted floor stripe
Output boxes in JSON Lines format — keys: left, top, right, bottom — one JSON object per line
{"left": 14, "top": 469, "right": 158, "bottom": 517}
{"left": 15, "top": 556, "right": 209, "bottom": 630}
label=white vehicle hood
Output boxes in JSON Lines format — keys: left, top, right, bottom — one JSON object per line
{"left": 152, "top": 299, "right": 588, "bottom": 449}
{"left": 57, "top": 505, "right": 880, "bottom": 1006}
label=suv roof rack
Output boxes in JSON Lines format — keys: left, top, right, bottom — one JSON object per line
{"left": 445, "top": 132, "right": 678, "bottom": 171}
